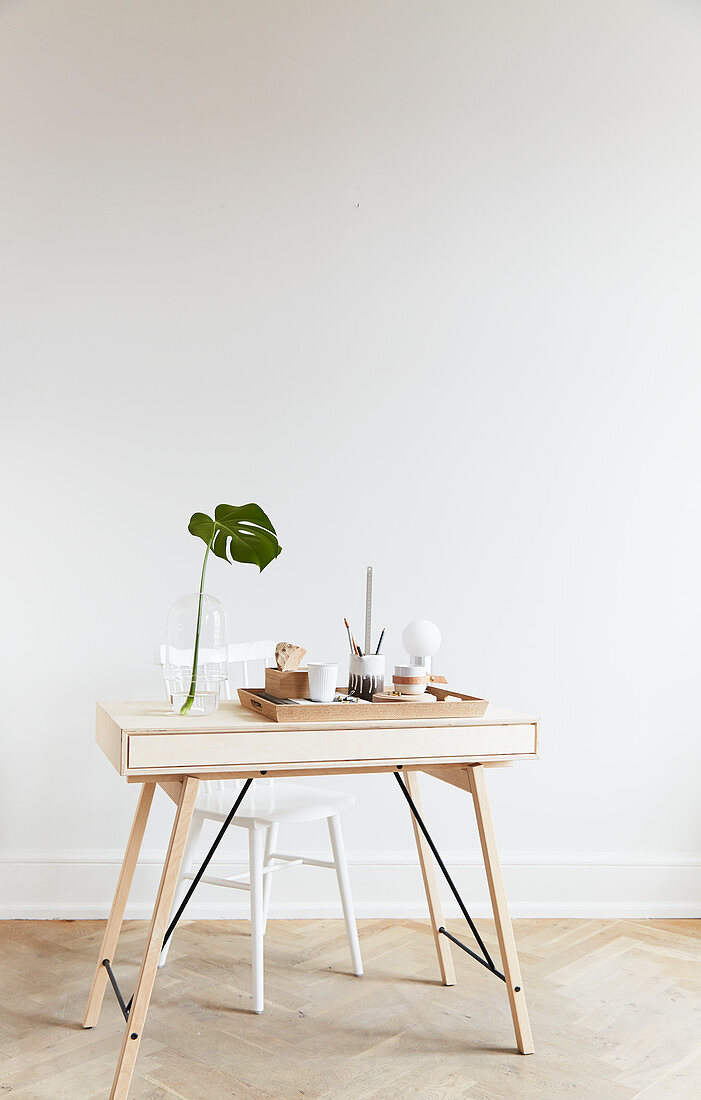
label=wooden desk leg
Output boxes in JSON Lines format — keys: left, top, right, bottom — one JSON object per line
{"left": 83, "top": 782, "right": 156, "bottom": 1028}
{"left": 109, "top": 776, "right": 199, "bottom": 1100}
{"left": 466, "top": 764, "right": 534, "bottom": 1055}
{"left": 405, "top": 771, "right": 455, "bottom": 986}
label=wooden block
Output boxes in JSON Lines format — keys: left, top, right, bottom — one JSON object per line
{"left": 265, "top": 666, "right": 310, "bottom": 698}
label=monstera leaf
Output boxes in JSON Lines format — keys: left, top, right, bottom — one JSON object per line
{"left": 188, "top": 503, "right": 281, "bottom": 571}
{"left": 179, "top": 501, "right": 282, "bottom": 715}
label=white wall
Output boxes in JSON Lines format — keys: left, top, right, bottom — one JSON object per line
{"left": 1, "top": 0, "right": 700, "bottom": 919}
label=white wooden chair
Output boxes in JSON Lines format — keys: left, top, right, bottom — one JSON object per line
{"left": 156, "top": 640, "right": 363, "bottom": 1013}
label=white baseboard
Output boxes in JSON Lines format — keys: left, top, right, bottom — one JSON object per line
{"left": 1, "top": 849, "right": 699, "bottom": 920}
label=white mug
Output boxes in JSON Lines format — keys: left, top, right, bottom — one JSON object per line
{"left": 307, "top": 662, "right": 339, "bottom": 703}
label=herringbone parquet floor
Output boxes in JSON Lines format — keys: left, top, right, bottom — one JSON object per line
{"left": 1, "top": 918, "right": 699, "bottom": 1098}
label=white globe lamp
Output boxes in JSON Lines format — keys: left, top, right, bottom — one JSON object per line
{"left": 401, "top": 619, "right": 441, "bottom": 675}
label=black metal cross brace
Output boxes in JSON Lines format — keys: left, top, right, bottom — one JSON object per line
{"left": 394, "top": 770, "right": 505, "bottom": 982}
{"left": 103, "top": 777, "right": 254, "bottom": 1021}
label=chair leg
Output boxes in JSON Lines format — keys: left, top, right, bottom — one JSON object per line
{"left": 327, "top": 813, "right": 363, "bottom": 977}
{"left": 158, "top": 813, "right": 204, "bottom": 968}
{"left": 262, "top": 822, "right": 279, "bottom": 935}
{"left": 249, "top": 825, "right": 266, "bottom": 1013}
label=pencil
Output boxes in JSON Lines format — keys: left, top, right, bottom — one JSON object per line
{"left": 375, "top": 627, "right": 385, "bottom": 655}
{"left": 344, "top": 618, "right": 355, "bottom": 654}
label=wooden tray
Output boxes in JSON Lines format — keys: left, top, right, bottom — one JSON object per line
{"left": 238, "top": 685, "right": 489, "bottom": 723}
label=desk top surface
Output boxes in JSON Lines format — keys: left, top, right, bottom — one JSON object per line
{"left": 98, "top": 699, "right": 537, "bottom": 735}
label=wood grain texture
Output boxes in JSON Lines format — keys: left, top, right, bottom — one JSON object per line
{"left": 2, "top": 918, "right": 699, "bottom": 1098}
{"left": 240, "top": 685, "right": 489, "bottom": 722}
{"left": 109, "top": 777, "right": 199, "bottom": 1099}
{"left": 99, "top": 699, "right": 536, "bottom": 732}
{"left": 264, "top": 667, "right": 310, "bottom": 697}
{"left": 96, "top": 700, "right": 538, "bottom": 777}
{"left": 156, "top": 781, "right": 183, "bottom": 805}
{"left": 95, "top": 702, "right": 124, "bottom": 774}
{"left": 83, "top": 783, "right": 156, "bottom": 1028}
{"left": 125, "top": 760, "right": 519, "bottom": 783}
{"left": 467, "top": 764, "right": 534, "bottom": 1054}
{"left": 405, "top": 770, "right": 456, "bottom": 986}
{"left": 421, "top": 765, "right": 474, "bottom": 792}
{"left": 125, "top": 723, "right": 537, "bottom": 773}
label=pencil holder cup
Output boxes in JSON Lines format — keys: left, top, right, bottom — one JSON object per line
{"left": 348, "top": 654, "right": 385, "bottom": 701}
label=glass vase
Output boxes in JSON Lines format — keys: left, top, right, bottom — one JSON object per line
{"left": 164, "top": 592, "right": 228, "bottom": 716}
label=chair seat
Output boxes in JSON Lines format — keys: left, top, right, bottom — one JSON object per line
{"left": 194, "top": 782, "right": 355, "bottom": 827}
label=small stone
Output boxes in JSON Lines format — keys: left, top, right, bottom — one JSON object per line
{"left": 275, "top": 642, "right": 307, "bottom": 671}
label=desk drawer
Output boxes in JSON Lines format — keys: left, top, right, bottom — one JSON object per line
{"left": 126, "top": 723, "right": 537, "bottom": 773}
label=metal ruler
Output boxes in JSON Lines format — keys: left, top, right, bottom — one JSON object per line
{"left": 364, "top": 565, "right": 373, "bottom": 655}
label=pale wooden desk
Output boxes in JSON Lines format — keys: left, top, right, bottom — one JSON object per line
{"left": 86, "top": 700, "right": 539, "bottom": 1099}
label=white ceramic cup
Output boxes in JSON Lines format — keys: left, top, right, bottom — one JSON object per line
{"left": 307, "top": 662, "right": 339, "bottom": 703}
